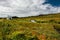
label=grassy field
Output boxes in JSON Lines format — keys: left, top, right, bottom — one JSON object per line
{"left": 0, "top": 13, "right": 60, "bottom": 40}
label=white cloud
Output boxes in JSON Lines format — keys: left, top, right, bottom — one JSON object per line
{"left": 0, "top": 0, "right": 60, "bottom": 17}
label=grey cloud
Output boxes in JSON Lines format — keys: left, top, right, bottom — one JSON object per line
{"left": 0, "top": 0, "right": 10, "bottom": 7}
{"left": 0, "top": 0, "right": 60, "bottom": 17}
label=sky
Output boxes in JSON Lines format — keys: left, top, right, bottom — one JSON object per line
{"left": 45, "top": 0, "right": 60, "bottom": 7}
{"left": 0, "top": 0, "right": 60, "bottom": 17}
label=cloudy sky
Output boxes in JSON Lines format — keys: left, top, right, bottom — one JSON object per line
{"left": 0, "top": 0, "right": 60, "bottom": 17}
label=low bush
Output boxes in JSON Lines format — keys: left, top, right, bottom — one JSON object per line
{"left": 49, "top": 20, "right": 56, "bottom": 23}
{"left": 53, "top": 25, "right": 60, "bottom": 33}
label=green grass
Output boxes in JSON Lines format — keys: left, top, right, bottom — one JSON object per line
{"left": 0, "top": 13, "right": 60, "bottom": 40}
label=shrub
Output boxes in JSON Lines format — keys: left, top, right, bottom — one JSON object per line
{"left": 36, "top": 21, "right": 48, "bottom": 23}
{"left": 53, "top": 25, "right": 60, "bottom": 33}
{"left": 12, "top": 34, "right": 26, "bottom": 40}
{"left": 58, "top": 22, "right": 60, "bottom": 24}
{"left": 49, "top": 20, "right": 56, "bottom": 23}
{"left": 28, "top": 36, "right": 38, "bottom": 40}
{"left": 36, "top": 21, "right": 41, "bottom": 23}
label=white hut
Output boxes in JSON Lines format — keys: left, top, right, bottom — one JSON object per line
{"left": 6, "top": 15, "right": 12, "bottom": 20}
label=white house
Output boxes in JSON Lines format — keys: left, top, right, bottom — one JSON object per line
{"left": 6, "top": 15, "right": 12, "bottom": 20}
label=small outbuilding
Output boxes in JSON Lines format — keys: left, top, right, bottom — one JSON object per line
{"left": 6, "top": 15, "right": 12, "bottom": 20}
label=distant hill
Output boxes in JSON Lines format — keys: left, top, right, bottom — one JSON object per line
{"left": 12, "top": 16, "right": 19, "bottom": 18}
{"left": 0, "top": 13, "right": 60, "bottom": 40}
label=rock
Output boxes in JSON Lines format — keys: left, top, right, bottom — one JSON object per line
{"left": 31, "top": 20, "right": 36, "bottom": 23}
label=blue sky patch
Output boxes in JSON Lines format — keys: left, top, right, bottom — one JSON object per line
{"left": 44, "top": 0, "right": 60, "bottom": 7}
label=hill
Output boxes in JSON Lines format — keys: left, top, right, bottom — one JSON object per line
{"left": 0, "top": 13, "right": 60, "bottom": 40}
